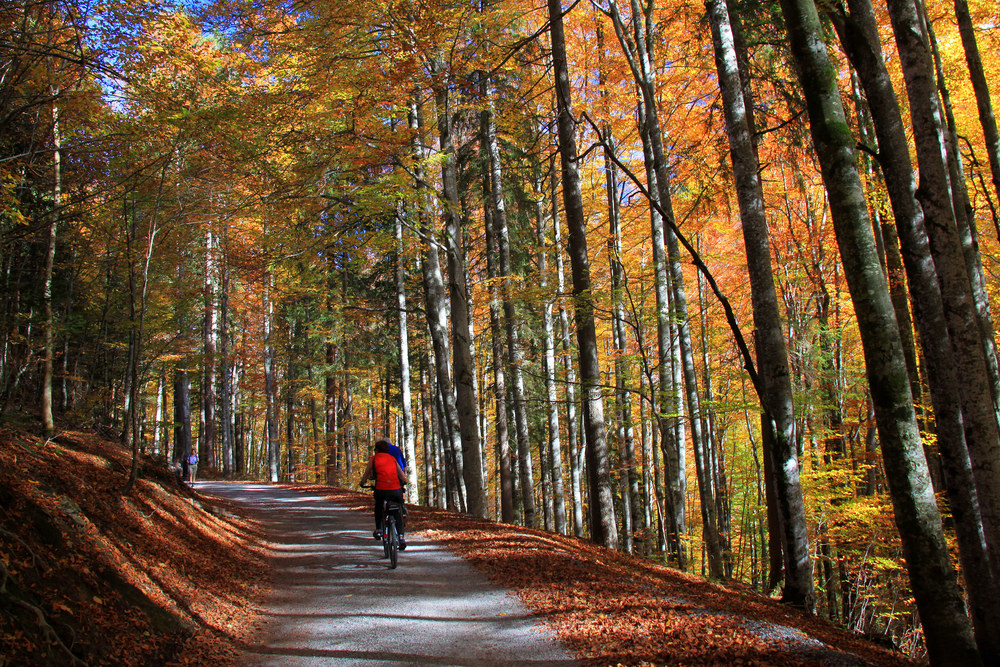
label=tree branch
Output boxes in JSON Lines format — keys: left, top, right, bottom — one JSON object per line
{"left": 581, "top": 111, "right": 763, "bottom": 399}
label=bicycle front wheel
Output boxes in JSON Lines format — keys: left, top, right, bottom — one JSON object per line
{"left": 387, "top": 518, "right": 398, "bottom": 569}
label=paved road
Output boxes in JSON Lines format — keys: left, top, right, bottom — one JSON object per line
{"left": 196, "top": 482, "right": 577, "bottom": 667}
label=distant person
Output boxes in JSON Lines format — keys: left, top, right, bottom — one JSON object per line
{"left": 359, "top": 439, "right": 407, "bottom": 549}
{"left": 381, "top": 438, "right": 407, "bottom": 473}
{"left": 187, "top": 452, "right": 199, "bottom": 483}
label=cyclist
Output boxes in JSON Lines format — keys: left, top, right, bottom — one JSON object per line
{"left": 359, "top": 439, "right": 408, "bottom": 550}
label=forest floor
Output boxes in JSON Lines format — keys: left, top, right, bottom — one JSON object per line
{"left": 0, "top": 425, "right": 918, "bottom": 666}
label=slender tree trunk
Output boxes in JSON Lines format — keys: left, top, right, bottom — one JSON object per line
{"left": 707, "top": 0, "right": 813, "bottom": 603}
{"left": 609, "top": 155, "right": 638, "bottom": 552}
{"left": 41, "top": 95, "right": 60, "bottom": 438}
{"left": 202, "top": 228, "right": 217, "bottom": 471}
{"left": 548, "top": 0, "right": 617, "bottom": 549}
{"left": 482, "top": 109, "right": 516, "bottom": 523}
{"left": 263, "top": 276, "right": 280, "bottom": 483}
{"left": 174, "top": 369, "right": 192, "bottom": 465}
{"left": 123, "top": 158, "right": 168, "bottom": 491}
{"left": 697, "top": 258, "right": 730, "bottom": 574}
{"left": 122, "top": 196, "right": 139, "bottom": 456}
{"left": 952, "top": 0, "right": 1000, "bottom": 204}
{"left": 479, "top": 89, "right": 535, "bottom": 525}
{"left": 220, "top": 234, "right": 233, "bottom": 478}
{"left": 395, "top": 210, "right": 418, "bottom": 493}
{"left": 420, "top": 361, "right": 436, "bottom": 507}
{"left": 597, "top": 26, "right": 639, "bottom": 549}
{"left": 412, "top": 96, "right": 466, "bottom": 513}
{"left": 286, "top": 319, "right": 299, "bottom": 482}
{"left": 553, "top": 164, "right": 585, "bottom": 538}
{"left": 325, "top": 254, "right": 339, "bottom": 485}
{"left": 234, "top": 370, "right": 245, "bottom": 477}
{"left": 778, "top": 0, "right": 980, "bottom": 657}
{"left": 607, "top": 0, "right": 722, "bottom": 574}
{"left": 325, "top": 343, "right": 338, "bottom": 484}
{"left": 535, "top": 163, "right": 567, "bottom": 535}
{"left": 611, "top": 8, "right": 686, "bottom": 567}
{"left": 434, "top": 77, "right": 486, "bottom": 517}
{"left": 152, "top": 372, "right": 164, "bottom": 458}
{"left": 488, "top": 113, "right": 536, "bottom": 529}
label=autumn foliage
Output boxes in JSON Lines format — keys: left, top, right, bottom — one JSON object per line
{"left": 4, "top": 0, "right": 1000, "bottom": 659}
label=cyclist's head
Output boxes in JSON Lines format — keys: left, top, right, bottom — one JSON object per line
{"left": 374, "top": 439, "right": 391, "bottom": 453}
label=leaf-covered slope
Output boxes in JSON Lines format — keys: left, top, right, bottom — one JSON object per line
{"left": 0, "top": 428, "right": 268, "bottom": 666}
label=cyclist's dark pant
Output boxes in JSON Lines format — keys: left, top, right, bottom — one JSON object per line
{"left": 374, "top": 488, "right": 405, "bottom": 536}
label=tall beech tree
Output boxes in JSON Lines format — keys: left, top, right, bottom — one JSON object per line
{"left": 548, "top": 0, "right": 618, "bottom": 549}
{"left": 395, "top": 210, "right": 418, "bottom": 493}
{"left": 604, "top": 0, "right": 723, "bottom": 579}
{"left": 952, "top": 0, "right": 1000, "bottom": 205}
{"left": 433, "top": 68, "right": 487, "bottom": 518}
{"left": 705, "top": 0, "right": 814, "bottom": 608}
{"left": 411, "top": 95, "right": 467, "bottom": 512}
{"left": 776, "top": 0, "right": 980, "bottom": 657}
{"left": 492, "top": 124, "right": 537, "bottom": 529}
{"left": 885, "top": 0, "right": 1000, "bottom": 587}
{"left": 828, "top": 0, "right": 1000, "bottom": 651}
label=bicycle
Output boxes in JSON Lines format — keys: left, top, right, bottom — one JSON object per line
{"left": 361, "top": 484, "right": 407, "bottom": 569}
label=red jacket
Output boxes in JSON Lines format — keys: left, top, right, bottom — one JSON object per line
{"left": 372, "top": 452, "right": 402, "bottom": 490}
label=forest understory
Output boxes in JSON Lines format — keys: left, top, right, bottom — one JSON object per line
{"left": 1, "top": 425, "right": 916, "bottom": 666}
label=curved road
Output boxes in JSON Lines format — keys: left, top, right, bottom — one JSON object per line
{"left": 196, "top": 482, "right": 577, "bottom": 667}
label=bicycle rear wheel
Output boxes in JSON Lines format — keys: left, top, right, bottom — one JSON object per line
{"left": 387, "top": 518, "right": 398, "bottom": 569}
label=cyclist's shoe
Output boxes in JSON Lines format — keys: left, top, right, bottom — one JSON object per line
{"left": 373, "top": 530, "right": 381, "bottom": 540}
{"left": 398, "top": 538, "right": 406, "bottom": 551}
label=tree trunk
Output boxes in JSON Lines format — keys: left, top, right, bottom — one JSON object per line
{"left": 535, "top": 161, "right": 567, "bottom": 535}
{"left": 434, "top": 77, "right": 486, "bottom": 517}
{"left": 707, "top": 0, "right": 813, "bottom": 604}
{"left": 263, "top": 276, "right": 280, "bottom": 483}
{"left": 395, "top": 210, "right": 418, "bottom": 493}
{"left": 41, "top": 95, "right": 60, "bottom": 438}
{"left": 553, "top": 164, "right": 585, "bottom": 538}
{"left": 220, "top": 235, "right": 233, "bottom": 478}
{"left": 285, "top": 319, "right": 298, "bottom": 482}
{"left": 548, "top": 0, "right": 617, "bottom": 549}
{"left": 174, "top": 369, "right": 192, "bottom": 465}
{"left": 886, "top": 0, "right": 1000, "bottom": 589}
{"left": 487, "top": 111, "right": 537, "bottom": 529}
{"left": 152, "top": 372, "right": 165, "bottom": 458}
{"left": 832, "top": 0, "right": 1000, "bottom": 652}
{"left": 778, "top": 0, "right": 980, "bottom": 657}
{"left": 325, "top": 253, "right": 339, "bottom": 485}
{"left": 607, "top": 0, "right": 721, "bottom": 575}
{"left": 482, "top": 108, "right": 516, "bottom": 523}
{"left": 610, "top": 4, "right": 687, "bottom": 567}
{"left": 202, "top": 228, "right": 217, "bottom": 471}
{"left": 411, "top": 97, "right": 466, "bottom": 513}
{"left": 952, "top": 0, "right": 1000, "bottom": 204}
{"left": 598, "top": 25, "right": 639, "bottom": 549}
{"left": 925, "top": 6, "right": 1000, "bottom": 435}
